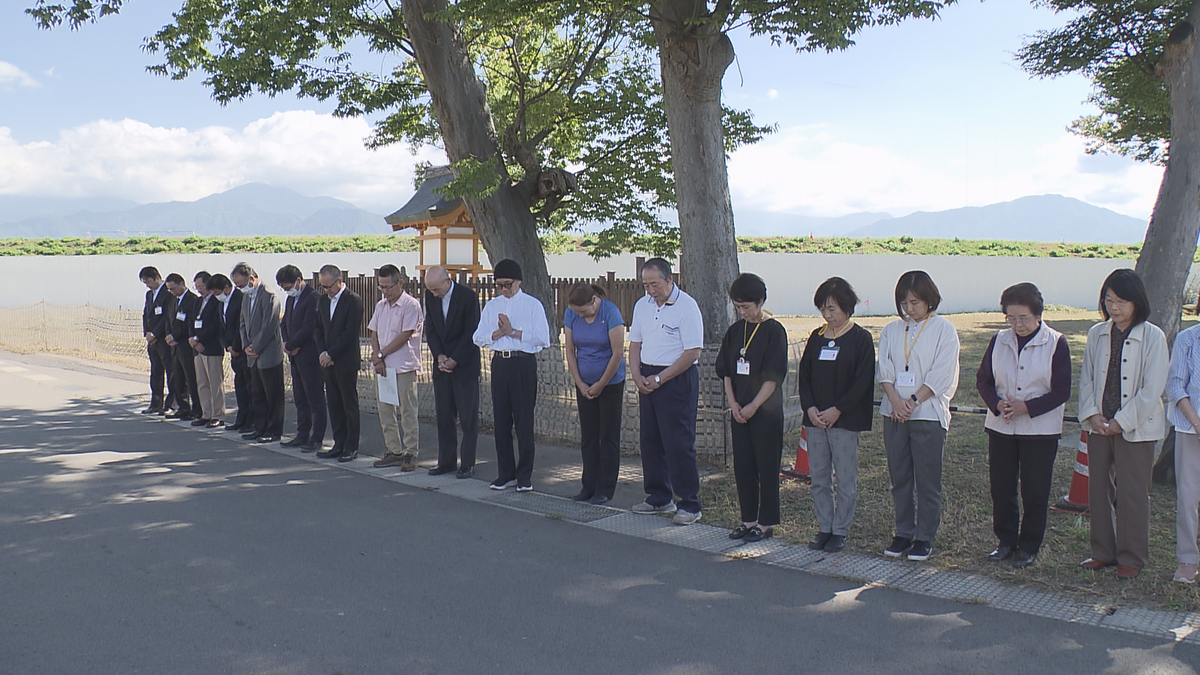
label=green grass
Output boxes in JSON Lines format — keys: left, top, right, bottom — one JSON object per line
{"left": 0, "top": 234, "right": 420, "bottom": 256}
{"left": 700, "top": 310, "right": 1200, "bottom": 612}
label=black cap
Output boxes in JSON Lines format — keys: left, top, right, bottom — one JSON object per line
{"left": 493, "top": 258, "right": 522, "bottom": 281}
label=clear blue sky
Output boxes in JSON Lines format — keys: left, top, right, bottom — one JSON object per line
{"left": 0, "top": 1, "right": 1162, "bottom": 220}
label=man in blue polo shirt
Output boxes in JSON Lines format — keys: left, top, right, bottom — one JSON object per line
{"left": 627, "top": 257, "right": 705, "bottom": 524}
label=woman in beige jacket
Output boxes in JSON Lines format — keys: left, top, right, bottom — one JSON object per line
{"left": 1078, "top": 269, "right": 1168, "bottom": 580}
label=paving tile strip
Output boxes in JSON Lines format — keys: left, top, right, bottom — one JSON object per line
{"left": 120, "top": 398, "right": 1200, "bottom": 645}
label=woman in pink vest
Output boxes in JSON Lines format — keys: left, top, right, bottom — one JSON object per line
{"left": 975, "top": 283, "right": 1072, "bottom": 570}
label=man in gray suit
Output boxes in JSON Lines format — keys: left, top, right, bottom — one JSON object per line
{"left": 232, "top": 262, "right": 286, "bottom": 443}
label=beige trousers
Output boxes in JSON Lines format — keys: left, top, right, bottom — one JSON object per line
{"left": 194, "top": 354, "right": 226, "bottom": 421}
{"left": 1087, "top": 432, "right": 1154, "bottom": 569}
{"left": 379, "top": 370, "right": 419, "bottom": 457}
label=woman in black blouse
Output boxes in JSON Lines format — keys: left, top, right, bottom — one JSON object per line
{"left": 797, "top": 277, "right": 875, "bottom": 552}
{"left": 716, "top": 273, "right": 789, "bottom": 543}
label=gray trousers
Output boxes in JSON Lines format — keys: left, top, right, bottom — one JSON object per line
{"left": 1176, "top": 432, "right": 1200, "bottom": 565}
{"left": 806, "top": 426, "right": 860, "bottom": 536}
{"left": 883, "top": 418, "right": 946, "bottom": 543}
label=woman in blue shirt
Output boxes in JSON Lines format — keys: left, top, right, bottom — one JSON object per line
{"left": 564, "top": 283, "right": 627, "bottom": 504}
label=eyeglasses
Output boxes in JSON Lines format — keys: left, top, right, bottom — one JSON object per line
{"left": 496, "top": 281, "right": 515, "bottom": 290}
{"left": 1005, "top": 314, "right": 1038, "bottom": 325}
{"left": 377, "top": 282, "right": 397, "bottom": 292}
{"left": 319, "top": 283, "right": 336, "bottom": 291}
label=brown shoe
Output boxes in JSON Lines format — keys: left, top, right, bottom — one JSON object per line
{"left": 373, "top": 453, "right": 407, "bottom": 468}
{"left": 399, "top": 453, "right": 418, "bottom": 472}
{"left": 1117, "top": 565, "right": 1141, "bottom": 580}
{"left": 1080, "top": 558, "right": 1118, "bottom": 570}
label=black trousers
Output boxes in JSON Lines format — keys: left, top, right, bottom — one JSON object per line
{"left": 324, "top": 364, "right": 360, "bottom": 453}
{"left": 250, "top": 363, "right": 285, "bottom": 437}
{"left": 230, "top": 353, "right": 252, "bottom": 427}
{"left": 491, "top": 353, "right": 537, "bottom": 485}
{"left": 576, "top": 381, "right": 623, "bottom": 499}
{"left": 433, "top": 372, "right": 479, "bottom": 470}
{"left": 988, "top": 433, "right": 1058, "bottom": 555}
{"left": 147, "top": 340, "right": 172, "bottom": 409}
{"left": 731, "top": 404, "right": 784, "bottom": 526}
{"left": 169, "top": 344, "right": 199, "bottom": 414}
{"left": 290, "top": 355, "right": 326, "bottom": 443}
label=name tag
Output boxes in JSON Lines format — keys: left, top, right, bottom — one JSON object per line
{"left": 154, "top": 307, "right": 163, "bottom": 315}
{"left": 194, "top": 320, "right": 203, "bottom": 329}
{"left": 736, "top": 358, "right": 750, "bottom": 376}
{"left": 896, "top": 372, "right": 916, "bottom": 388}
{"left": 175, "top": 311, "right": 186, "bottom": 321}
{"left": 819, "top": 347, "right": 839, "bottom": 361}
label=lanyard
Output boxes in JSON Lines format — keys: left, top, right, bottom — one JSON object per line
{"left": 819, "top": 321, "right": 852, "bottom": 340}
{"left": 741, "top": 319, "right": 763, "bottom": 357}
{"left": 903, "top": 318, "right": 929, "bottom": 372}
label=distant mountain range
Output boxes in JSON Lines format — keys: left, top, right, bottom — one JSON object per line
{"left": 736, "top": 194, "right": 1148, "bottom": 243}
{"left": 0, "top": 186, "right": 1149, "bottom": 244}
{"left": 0, "top": 183, "right": 388, "bottom": 237}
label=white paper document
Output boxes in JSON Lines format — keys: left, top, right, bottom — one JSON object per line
{"left": 376, "top": 368, "right": 399, "bottom": 407}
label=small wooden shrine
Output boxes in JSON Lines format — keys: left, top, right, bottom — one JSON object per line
{"left": 385, "top": 166, "right": 487, "bottom": 279}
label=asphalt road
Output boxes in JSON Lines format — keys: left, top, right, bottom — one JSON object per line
{"left": 1, "top": 356, "right": 1199, "bottom": 675}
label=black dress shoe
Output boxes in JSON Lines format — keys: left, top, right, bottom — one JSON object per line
{"left": 571, "top": 490, "right": 595, "bottom": 502}
{"left": 257, "top": 435, "right": 280, "bottom": 443}
{"left": 808, "top": 532, "right": 833, "bottom": 550}
{"left": 428, "top": 465, "right": 457, "bottom": 476}
{"left": 206, "top": 419, "right": 224, "bottom": 429}
{"left": 141, "top": 406, "right": 163, "bottom": 415}
{"left": 988, "top": 545, "right": 1016, "bottom": 562}
{"left": 165, "top": 410, "right": 188, "bottom": 419}
{"left": 455, "top": 467, "right": 475, "bottom": 479}
{"left": 337, "top": 451, "right": 358, "bottom": 462}
{"left": 300, "top": 442, "right": 322, "bottom": 453}
{"left": 241, "top": 432, "right": 261, "bottom": 441}
{"left": 280, "top": 436, "right": 309, "bottom": 447}
{"left": 226, "top": 422, "right": 244, "bottom": 432}
{"left": 316, "top": 448, "right": 343, "bottom": 459}
{"left": 190, "top": 418, "right": 209, "bottom": 427}
{"left": 1012, "top": 551, "right": 1037, "bottom": 569}
{"left": 824, "top": 534, "right": 847, "bottom": 552}
{"left": 589, "top": 495, "right": 611, "bottom": 505}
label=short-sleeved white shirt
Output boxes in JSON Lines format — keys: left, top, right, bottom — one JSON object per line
{"left": 628, "top": 284, "right": 703, "bottom": 367}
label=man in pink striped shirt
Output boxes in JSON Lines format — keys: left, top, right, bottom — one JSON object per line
{"left": 369, "top": 265, "right": 424, "bottom": 470}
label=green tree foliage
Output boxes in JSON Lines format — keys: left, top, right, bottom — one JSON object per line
{"left": 1018, "top": 1, "right": 1188, "bottom": 164}
{"left": 27, "top": 0, "right": 769, "bottom": 258}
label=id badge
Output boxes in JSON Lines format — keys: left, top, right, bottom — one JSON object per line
{"left": 736, "top": 358, "right": 750, "bottom": 376}
{"left": 896, "top": 372, "right": 916, "bottom": 388}
{"left": 819, "top": 347, "right": 839, "bottom": 361}
{"left": 193, "top": 320, "right": 203, "bottom": 329}
{"left": 154, "top": 306, "right": 163, "bottom": 315}
{"left": 176, "top": 311, "right": 186, "bottom": 321}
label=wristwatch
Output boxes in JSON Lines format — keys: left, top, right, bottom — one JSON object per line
{"left": 375, "top": 351, "right": 383, "bottom": 359}
{"left": 654, "top": 375, "right": 661, "bottom": 385}
{"left": 910, "top": 394, "right": 919, "bottom": 402}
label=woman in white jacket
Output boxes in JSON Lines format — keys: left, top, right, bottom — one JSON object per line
{"left": 1078, "top": 269, "right": 1168, "bottom": 581}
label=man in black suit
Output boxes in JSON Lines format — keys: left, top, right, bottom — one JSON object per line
{"left": 423, "top": 266, "right": 481, "bottom": 478}
{"left": 314, "top": 264, "right": 364, "bottom": 462}
{"left": 140, "top": 266, "right": 174, "bottom": 414}
{"left": 164, "top": 273, "right": 201, "bottom": 421}
{"left": 213, "top": 274, "right": 253, "bottom": 432}
{"left": 277, "top": 265, "right": 325, "bottom": 452}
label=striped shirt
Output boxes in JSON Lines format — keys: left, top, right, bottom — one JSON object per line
{"left": 1167, "top": 324, "right": 1200, "bottom": 434}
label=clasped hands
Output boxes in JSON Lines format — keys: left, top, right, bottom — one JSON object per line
{"left": 491, "top": 313, "right": 518, "bottom": 342}
{"left": 575, "top": 378, "right": 605, "bottom": 400}
{"left": 1086, "top": 415, "right": 1125, "bottom": 436}
{"left": 806, "top": 406, "right": 841, "bottom": 429}
{"left": 633, "top": 373, "right": 662, "bottom": 395}
{"left": 436, "top": 355, "right": 458, "bottom": 374}
{"left": 730, "top": 400, "right": 761, "bottom": 424}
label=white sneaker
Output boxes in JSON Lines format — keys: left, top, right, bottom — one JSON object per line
{"left": 489, "top": 479, "right": 517, "bottom": 490}
{"left": 515, "top": 484, "right": 534, "bottom": 492}
{"left": 672, "top": 510, "right": 702, "bottom": 525}
{"left": 1174, "top": 563, "right": 1197, "bottom": 584}
{"left": 631, "top": 500, "right": 677, "bottom": 514}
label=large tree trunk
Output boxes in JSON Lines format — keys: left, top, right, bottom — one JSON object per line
{"left": 1137, "top": 0, "right": 1200, "bottom": 345}
{"left": 651, "top": 0, "right": 739, "bottom": 344}
{"left": 402, "top": 0, "right": 557, "bottom": 334}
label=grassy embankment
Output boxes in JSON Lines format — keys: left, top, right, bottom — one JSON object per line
{"left": 3, "top": 234, "right": 1194, "bottom": 260}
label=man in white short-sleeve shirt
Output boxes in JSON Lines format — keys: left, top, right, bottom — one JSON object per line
{"left": 627, "top": 257, "right": 704, "bottom": 524}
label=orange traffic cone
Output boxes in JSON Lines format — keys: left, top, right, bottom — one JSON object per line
{"left": 781, "top": 427, "right": 811, "bottom": 483}
{"left": 1052, "top": 430, "right": 1089, "bottom": 515}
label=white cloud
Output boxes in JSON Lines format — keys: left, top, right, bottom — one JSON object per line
{"left": 0, "top": 111, "right": 446, "bottom": 213}
{"left": 0, "top": 62, "right": 39, "bottom": 88}
{"left": 767, "top": 89, "right": 778, "bottom": 100}
{"left": 728, "top": 126, "right": 1162, "bottom": 221}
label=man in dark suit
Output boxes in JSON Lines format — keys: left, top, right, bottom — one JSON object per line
{"left": 423, "top": 265, "right": 481, "bottom": 478}
{"left": 314, "top": 264, "right": 364, "bottom": 462}
{"left": 277, "top": 265, "right": 325, "bottom": 452}
{"left": 140, "top": 266, "right": 174, "bottom": 414}
{"left": 214, "top": 274, "right": 253, "bottom": 432}
{"left": 234, "top": 262, "right": 286, "bottom": 443}
{"left": 164, "top": 273, "right": 201, "bottom": 421}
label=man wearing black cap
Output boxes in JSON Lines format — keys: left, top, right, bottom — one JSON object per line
{"left": 472, "top": 259, "right": 551, "bottom": 491}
